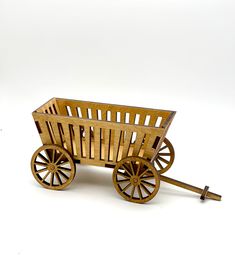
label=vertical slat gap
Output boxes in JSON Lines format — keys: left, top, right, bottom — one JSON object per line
{"left": 155, "top": 117, "right": 162, "bottom": 127}
{"left": 52, "top": 104, "right": 58, "bottom": 115}
{"left": 77, "top": 107, "right": 82, "bottom": 117}
{"left": 144, "top": 115, "right": 151, "bottom": 126}
{"left": 134, "top": 114, "right": 140, "bottom": 124}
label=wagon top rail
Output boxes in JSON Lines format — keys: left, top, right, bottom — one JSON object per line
{"left": 34, "top": 97, "right": 176, "bottom": 130}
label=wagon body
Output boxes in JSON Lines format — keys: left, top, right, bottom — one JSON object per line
{"left": 31, "top": 97, "right": 221, "bottom": 203}
{"left": 32, "top": 98, "right": 176, "bottom": 168}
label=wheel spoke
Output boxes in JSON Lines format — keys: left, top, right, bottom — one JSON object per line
{"left": 50, "top": 173, "right": 54, "bottom": 186}
{"left": 52, "top": 149, "right": 56, "bottom": 163}
{"left": 140, "top": 175, "right": 154, "bottom": 180}
{"left": 117, "top": 171, "right": 130, "bottom": 179}
{"left": 138, "top": 168, "right": 152, "bottom": 178}
{"left": 35, "top": 161, "right": 48, "bottom": 166}
{"left": 158, "top": 153, "right": 171, "bottom": 156}
{"left": 140, "top": 183, "right": 151, "bottom": 196}
{"left": 58, "top": 170, "right": 69, "bottom": 180}
{"left": 121, "top": 183, "right": 132, "bottom": 193}
{"left": 38, "top": 153, "right": 49, "bottom": 163}
{"left": 159, "top": 145, "right": 168, "bottom": 151}
{"left": 130, "top": 186, "right": 135, "bottom": 199}
{"left": 44, "top": 149, "right": 52, "bottom": 163}
{"left": 156, "top": 159, "right": 163, "bottom": 170}
{"left": 58, "top": 167, "right": 71, "bottom": 172}
{"left": 129, "top": 161, "right": 135, "bottom": 175}
{"left": 116, "top": 179, "right": 130, "bottom": 183}
{"left": 36, "top": 167, "right": 48, "bottom": 174}
{"left": 57, "top": 160, "right": 69, "bottom": 167}
{"left": 136, "top": 162, "right": 141, "bottom": 176}
{"left": 41, "top": 170, "right": 50, "bottom": 181}
{"left": 141, "top": 180, "right": 156, "bottom": 188}
{"left": 121, "top": 165, "right": 133, "bottom": 177}
{"left": 158, "top": 156, "right": 169, "bottom": 164}
{"left": 55, "top": 153, "right": 64, "bottom": 165}
{"left": 55, "top": 172, "right": 63, "bottom": 185}
{"left": 137, "top": 185, "right": 143, "bottom": 200}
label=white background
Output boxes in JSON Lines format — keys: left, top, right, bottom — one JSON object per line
{"left": 0, "top": 1, "right": 234, "bottom": 264}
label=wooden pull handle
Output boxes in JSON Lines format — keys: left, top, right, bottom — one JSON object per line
{"left": 160, "top": 175, "right": 222, "bottom": 201}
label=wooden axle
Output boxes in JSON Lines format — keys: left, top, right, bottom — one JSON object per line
{"left": 160, "top": 175, "right": 222, "bottom": 201}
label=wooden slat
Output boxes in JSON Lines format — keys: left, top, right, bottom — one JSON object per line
{"left": 104, "top": 129, "right": 111, "bottom": 161}
{"left": 111, "top": 111, "right": 116, "bottom": 122}
{"left": 149, "top": 114, "right": 158, "bottom": 127}
{"left": 62, "top": 123, "right": 73, "bottom": 154}
{"left": 92, "top": 109, "right": 98, "bottom": 120}
{"left": 81, "top": 108, "right": 88, "bottom": 119}
{"left": 119, "top": 111, "right": 126, "bottom": 144}
{"left": 84, "top": 125, "right": 91, "bottom": 159}
{"left": 139, "top": 114, "right": 146, "bottom": 125}
{"left": 46, "top": 121, "right": 56, "bottom": 144}
{"left": 50, "top": 121, "right": 63, "bottom": 146}
{"left": 101, "top": 110, "right": 107, "bottom": 121}
{"left": 70, "top": 106, "right": 78, "bottom": 117}
{"left": 132, "top": 132, "right": 145, "bottom": 156}
{"left": 122, "top": 131, "right": 132, "bottom": 159}
{"left": 112, "top": 129, "right": 121, "bottom": 162}
{"left": 129, "top": 113, "right": 136, "bottom": 124}
{"left": 120, "top": 111, "right": 126, "bottom": 123}
{"left": 94, "top": 127, "right": 101, "bottom": 160}
{"left": 73, "top": 125, "right": 82, "bottom": 158}
{"left": 110, "top": 111, "right": 116, "bottom": 146}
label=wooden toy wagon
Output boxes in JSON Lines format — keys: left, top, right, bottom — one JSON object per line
{"left": 31, "top": 98, "right": 221, "bottom": 203}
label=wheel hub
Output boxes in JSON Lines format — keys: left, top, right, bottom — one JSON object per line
{"left": 131, "top": 175, "right": 140, "bottom": 186}
{"left": 47, "top": 163, "right": 57, "bottom": 172}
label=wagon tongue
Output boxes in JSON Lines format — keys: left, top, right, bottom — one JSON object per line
{"left": 159, "top": 175, "right": 221, "bottom": 201}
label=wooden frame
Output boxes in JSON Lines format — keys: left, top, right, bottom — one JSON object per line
{"left": 31, "top": 97, "right": 221, "bottom": 203}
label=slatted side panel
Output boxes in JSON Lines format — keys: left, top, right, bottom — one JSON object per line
{"left": 55, "top": 99, "right": 172, "bottom": 129}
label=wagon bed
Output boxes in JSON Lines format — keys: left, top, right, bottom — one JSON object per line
{"left": 33, "top": 98, "right": 175, "bottom": 168}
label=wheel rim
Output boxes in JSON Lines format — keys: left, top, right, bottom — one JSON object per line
{"left": 154, "top": 138, "right": 175, "bottom": 174}
{"left": 113, "top": 157, "right": 160, "bottom": 203}
{"left": 31, "top": 145, "right": 75, "bottom": 190}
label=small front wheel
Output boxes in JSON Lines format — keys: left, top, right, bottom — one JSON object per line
{"left": 113, "top": 157, "right": 160, "bottom": 203}
{"left": 31, "top": 145, "right": 76, "bottom": 190}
